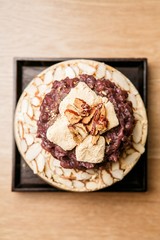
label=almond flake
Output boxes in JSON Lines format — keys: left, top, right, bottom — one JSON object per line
{"left": 25, "top": 143, "right": 41, "bottom": 161}
{"left": 38, "top": 84, "right": 47, "bottom": 95}
{"left": 112, "top": 71, "right": 129, "bottom": 91}
{"left": 53, "top": 66, "right": 65, "bottom": 81}
{"left": 44, "top": 71, "right": 53, "bottom": 84}
{"left": 31, "top": 97, "right": 40, "bottom": 107}
{"left": 105, "top": 70, "right": 112, "bottom": 80}
{"left": 78, "top": 63, "right": 96, "bottom": 75}
{"left": 34, "top": 77, "right": 43, "bottom": 86}
{"left": 21, "top": 139, "right": 27, "bottom": 153}
{"left": 19, "top": 122, "right": 24, "bottom": 139}
{"left": 36, "top": 153, "right": 45, "bottom": 172}
{"left": 27, "top": 105, "right": 33, "bottom": 118}
{"left": 102, "top": 170, "right": 113, "bottom": 186}
{"left": 25, "top": 84, "right": 37, "bottom": 96}
{"left": 86, "top": 181, "right": 97, "bottom": 190}
{"left": 65, "top": 66, "right": 76, "bottom": 78}
{"left": 55, "top": 167, "right": 63, "bottom": 176}
{"left": 111, "top": 169, "right": 124, "bottom": 180}
{"left": 21, "top": 99, "right": 28, "bottom": 113}
{"left": 96, "top": 63, "right": 106, "bottom": 78}
{"left": 25, "top": 134, "right": 34, "bottom": 145}
{"left": 31, "top": 160, "right": 38, "bottom": 174}
{"left": 73, "top": 180, "right": 84, "bottom": 189}
{"left": 133, "top": 143, "right": 145, "bottom": 154}
{"left": 72, "top": 65, "right": 80, "bottom": 76}
{"left": 45, "top": 163, "right": 52, "bottom": 179}
{"left": 133, "top": 121, "right": 142, "bottom": 143}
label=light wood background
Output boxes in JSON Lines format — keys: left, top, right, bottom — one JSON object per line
{"left": 0, "top": 0, "right": 160, "bottom": 239}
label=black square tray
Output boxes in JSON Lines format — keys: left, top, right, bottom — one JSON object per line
{"left": 12, "top": 58, "right": 148, "bottom": 192}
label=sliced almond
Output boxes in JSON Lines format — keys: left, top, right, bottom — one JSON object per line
{"left": 86, "top": 181, "right": 97, "bottom": 190}
{"left": 31, "top": 97, "right": 41, "bottom": 107}
{"left": 132, "top": 121, "right": 142, "bottom": 143}
{"left": 76, "top": 171, "right": 91, "bottom": 180}
{"left": 25, "top": 143, "right": 41, "bottom": 161}
{"left": 141, "top": 124, "right": 148, "bottom": 145}
{"left": 36, "top": 153, "right": 45, "bottom": 172}
{"left": 105, "top": 70, "right": 112, "bottom": 80}
{"left": 25, "top": 84, "right": 37, "bottom": 96}
{"left": 21, "top": 99, "right": 28, "bottom": 113}
{"left": 44, "top": 71, "right": 53, "bottom": 84}
{"left": 55, "top": 167, "right": 63, "bottom": 176}
{"left": 111, "top": 169, "right": 124, "bottom": 180}
{"left": 63, "top": 168, "right": 72, "bottom": 178}
{"left": 18, "top": 122, "right": 24, "bottom": 139}
{"left": 34, "top": 77, "right": 43, "bottom": 86}
{"left": 45, "top": 162, "right": 52, "bottom": 179}
{"left": 23, "top": 113, "right": 35, "bottom": 126}
{"left": 78, "top": 63, "right": 96, "bottom": 75}
{"left": 96, "top": 63, "right": 106, "bottom": 78}
{"left": 34, "top": 109, "right": 40, "bottom": 120}
{"left": 112, "top": 71, "right": 129, "bottom": 91}
{"left": 102, "top": 170, "right": 113, "bottom": 186}
{"left": 65, "top": 66, "right": 76, "bottom": 78}
{"left": 27, "top": 105, "right": 33, "bottom": 118}
{"left": 120, "top": 152, "right": 141, "bottom": 170}
{"left": 126, "top": 148, "right": 135, "bottom": 155}
{"left": 73, "top": 180, "right": 85, "bottom": 189}
{"left": 38, "top": 84, "right": 47, "bottom": 95}
{"left": 72, "top": 65, "right": 80, "bottom": 76}
{"left": 57, "top": 177, "right": 72, "bottom": 188}
{"left": 17, "top": 112, "right": 24, "bottom": 122}
{"left": 21, "top": 139, "right": 27, "bottom": 153}
{"left": 53, "top": 66, "right": 65, "bottom": 81}
{"left": 49, "top": 157, "right": 60, "bottom": 168}
{"left": 29, "top": 126, "right": 37, "bottom": 134}
{"left": 133, "top": 143, "right": 145, "bottom": 154}
{"left": 31, "top": 160, "right": 38, "bottom": 174}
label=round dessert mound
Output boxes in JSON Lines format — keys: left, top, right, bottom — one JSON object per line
{"left": 14, "top": 59, "right": 148, "bottom": 192}
{"left": 37, "top": 74, "right": 135, "bottom": 170}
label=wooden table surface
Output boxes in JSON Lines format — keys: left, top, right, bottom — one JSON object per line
{"left": 0, "top": 0, "right": 160, "bottom": 239}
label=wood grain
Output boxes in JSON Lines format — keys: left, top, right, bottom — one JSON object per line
{"left": 0, "top": 0, "right": 160, "bottom": 239}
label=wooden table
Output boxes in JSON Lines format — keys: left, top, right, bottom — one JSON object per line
{"left": 0, "top": 0, "right": 160, "bottom": 239}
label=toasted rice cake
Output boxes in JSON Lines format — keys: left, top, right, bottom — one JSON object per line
{"left": 14, "top": 59, "right": 148, "bottom": 192}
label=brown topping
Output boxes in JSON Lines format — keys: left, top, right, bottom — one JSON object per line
{"left": 74, "top": 98, "right": 91, "bottom": 116}
{"left": 92, "top": 135, "right": 100, "bottom": 145}
{"left": 65, "top": 98, "right": 108, "bottom": 145}
{"left": 68, "top": 123, "right": 88, "bottom": 144}
{"left": 105, "top": 137, "right": 111, "bottom": 145}
{"left": 68, "top": 125, "right": 83, "bottom": 144}
{"left": 64, "top": 104, "right": 82, "bottom": 124}
{"left": 82, "top": 107, "right": 96, "bottom": 124}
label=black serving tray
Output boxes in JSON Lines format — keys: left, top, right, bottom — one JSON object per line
{"left": 12, "top": 58, "right": 148, "bottom": 192}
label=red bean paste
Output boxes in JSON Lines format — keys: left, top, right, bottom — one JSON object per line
{"left": 37, "top": 75, "right": 135, "bottom": 170}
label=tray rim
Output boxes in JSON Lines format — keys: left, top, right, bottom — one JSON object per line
{"left": 12, "top": 57, "right": 148, "bottom": 192}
